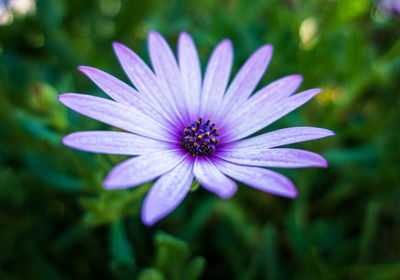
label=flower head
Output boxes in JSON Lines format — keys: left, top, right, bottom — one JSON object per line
{"left": 59, "top": 31, "right": 334, "bottom": 225}
{"left": 378, "top": 0, "right": 400, "bottom": 16}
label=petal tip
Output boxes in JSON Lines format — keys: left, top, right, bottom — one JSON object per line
{"left": 148, "top": 30, "right": 162, "bottom": 41}
{"left": 288, "top": 189, "right": 298, "bottom": 199}
{"left": 327, "top": 130, "right": 336, "bottom": 137}
{"left": 77, "top": 65, "right": 87, "bottom": 71}
{"left": 292, "top": 74, "right": 303, "bottom": 82}
{"left": 61, "top": 134, "right": 72, "bottom": 146}
{"left": 221, "top": 38, "right": 233, "bottom": 48}
{"left": 141, "top": 213, "right": 157, "bottom": 227}
{"left": 178, "top": 31, "right": 194, "bottom": 46}
{"left": 317, "top": 157, "right": 329, "bottom": 168}
{"left": 103, "top": 173, "right": 123, "bottom": 190}
{"left": 57, "top": 93, "right": 70, "bottom": 104}
{"left": 141, "top": 202, "right": 161, "bottom": 226}
{"left": 314, "top": 88, "right": 323, "bottom": 94}
{"left": 77, "top": 65, "right": 95, "bottom": 76}
{"left": 112, "top": 41, "right": 121, "bottom": 48}
{"left": 179, "top": 31, "right": 190, "bottom": 38}
{"left": 260, "top": 44, "right": 274, "bottom": 54}
{"left": 218, "top": 189, "right": 236, "bottom": 199}
{"left": 112, "top": 41, "right": 125, "bottom": 54}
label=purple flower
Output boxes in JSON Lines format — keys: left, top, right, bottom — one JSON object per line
{"left": 59, "top": 31, "right": 334, "bottom": 225}
{"left": 378, "top": 0, "right": 400, "bottom": 15}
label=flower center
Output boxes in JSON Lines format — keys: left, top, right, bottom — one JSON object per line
{"left": 182, "top": 117, "right": 220, "bottom": 157}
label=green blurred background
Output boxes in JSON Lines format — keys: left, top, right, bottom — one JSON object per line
{"left": 1, "top": 0, "right": 399, "bottom": 279}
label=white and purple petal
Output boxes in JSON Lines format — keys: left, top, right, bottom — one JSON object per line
{"left": 178, "top": 32, "right": 202, "bottom": 120}
{"left": 222, "top": 127, "right": 334, "bottom": 150}
{"left": 217, "top": 148, "right": 328, "bottom": 168}
{"left": 216, "top": 44, "right": 273, "bottom": 120}
{"left": 78, "top": 66, "right": 139, "bottom": 106}
{"left": 78, "top": 66, "right": 174, "bottom": 127}
{"left": 58, "top": 93, "right": 179, "bottom": 141}
{"left": 213, "top": 159, "right": 298, "bottom": 198}
{"left": 193, "top": 157, "right": 237, "bottom": 199}
{"left": 147, "top": 31, "right": 191, "bottom": 123}
{"left": 224, "top": 88, "right": 322, "bottom": 141}
{"left": 112, "top": 42, "right": 184, "bottom": 127}
{"left": 200, "top": 39, "right": 233, "bottom": 118}
{"left": 219, "top": 74, "right": 303, "bottom": 129}
{"left": 103, "top": 150, "right": 186, "bottom": 189}
{"left": 63, "top": 131, "right": 176, "bottom": 155}
{"left": 141, "top": 159, "right": 193, "bottom": 225}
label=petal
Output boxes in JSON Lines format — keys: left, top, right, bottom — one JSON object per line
{"left": 178, "top": 32, "right": 202, "bottom": 120}
{"left": 147, "top": 31, "right": 190, "bottom": 123}
{"left": 220, "top": 75, "right": 302, "bottom": 128}
{"left": 78, "top": 66, "right": 174, "bottom": 126}
{"left": 58, "top": 93, "right": 178, "bottom": 140}
{"left": 193, "top": 157, "right": 237, "bottom": 199}
{"left": 217, "top": 148, "right": 328, "bottom": 168}
{"left": 223, "top": 127, "right": 335, "bottom": 150}
{"left": 247, "top": 75, "right": 303, "bottom": 106}
{"left": 224, "top": 88, "right": 322, "bottom": 141}
{"left": 200, "top": 39, "right": 233, "bottom": 118}
{"left": 103, "top": 150, "right": 186, "bottom": 189}
{"left": 78, "top": 66, "right": 139, "bottom": 106}
{"left": 62, "top": 131, "right": 176, "bottom": 155}
{"left": 112, "top": 42, "right": 184, "bottom": 127}
{"left": 141, "top": 159, "right": 193, "bottom": 226}
{"left": 216, "top": 44, "right": 273, "bottom": 120}
{"left": 214, "top": 159, "right": 298, "bottom": 198}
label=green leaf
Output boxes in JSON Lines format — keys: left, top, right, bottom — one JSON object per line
{"left": 154, "top": 231, "right": 190, "bottom": 279}
{"left": 182, "top": 256, "right": 206, "bottom": 280}
{"left": 137, "top": 268, "right": 165, "bottom": 280}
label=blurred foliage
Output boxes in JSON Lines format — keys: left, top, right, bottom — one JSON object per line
{"left": 1, "top": 0, "right": 400, "bottom": 279}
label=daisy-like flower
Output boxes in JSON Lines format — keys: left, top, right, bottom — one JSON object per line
{"left": 378, "top": 0, "right": 400, "bottom": 15}
{"left": 59, "top": 31, "right": 334, "bottom": 226}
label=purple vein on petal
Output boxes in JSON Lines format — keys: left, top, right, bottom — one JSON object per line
{"left": 62, "top": 131, "right": 177, "bottom": 155}
{"left": 178, "top": 32, "right": 202, "bottom": 120}
{"left": 214, "top": 158, "right": 298, "bottom": 198}
{"left": 193, "top": 157, "right": 237, "bottom": 199}
{"left": 103, "top": 150, "right": 186, "bottom": 190}
{"left": 58, "top": 93, "right": 179, "bottom": 140}
{"left": 216, "top": 44, "right": 273, "bottom": 120}
{"left": 141, "top": 158, "right": 193, "bottom": 226}
{"left": 78, "top": 66, "right": 176, "bottom": 127}
{"left": 222, "top": 127, "right": 335, "bottom": 150}
{"left": 147, "top": 31, "right": 191, "bottom": 124}
{"left": 200, "top": 39, "right": 233, "bottom": 119}
{"left": 112, "top": 42, "right": 185, "bottom": 127}
{"left": 221, "top": 74, "right": 303, "bottom": 128}
{"left": 217, "top": 148, "right": 328, "bottom": 168}
{"left": 224, "top": 88, "right": 322, "bottom": 141}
